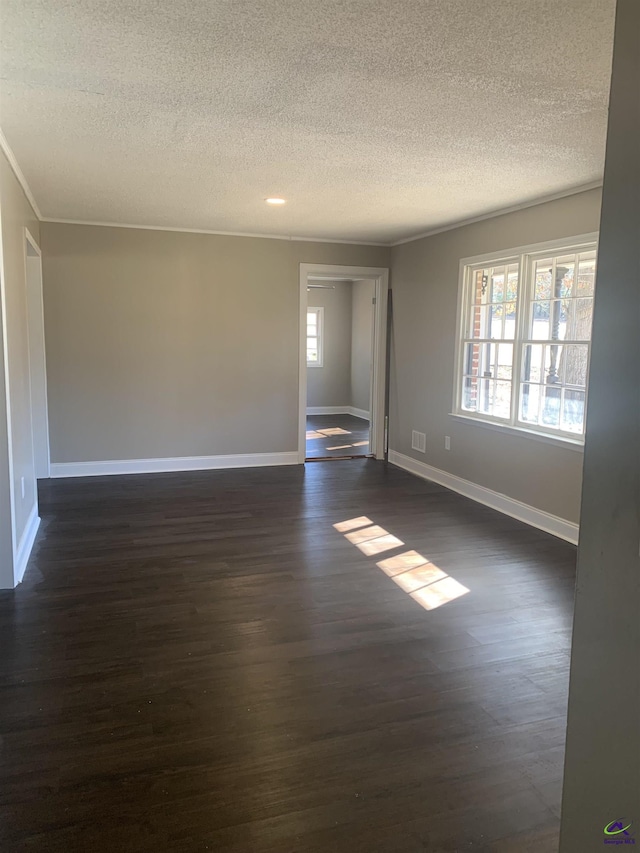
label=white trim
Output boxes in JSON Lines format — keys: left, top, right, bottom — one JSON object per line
{"left": 306, "top": 305, "right": 324, "bottom": 367}
{"left": 388, "top": 450, "right": 579, "bottom": 545}
{"left": 50, "top": 452, "right": 299, "bottom": 478}
{"left": 0, "top": 128, "right": 43, "bottom": 220}
{"left": 0, "top": 130, "right": 601, "bottom": 249}
{"left": 349, "top": 407, "right": 369, "bottom": 421}
{"left": 24, "top": 228, "right": 42, "bottom": 257}
{"left": 298, "top": 264, "right": 388, "bottom": 463}
{"left": 24, "top": 228, "right": 51, "bottom": 478}
{"left": 306, "top": 406, "right": 369, "bottom": 419}
{"left": 390, "top": 183, "right": 603, "bottom": 246}
{"left": 449, "top": 413, "right": 584, "bottom": 451}
{"left": 307, "top": 406, "right": 350, "bottom": 415}
{"left": 452, "top": 234, "right": 598, "bottom": 443}
{"left": 14, "top": 503, "right": 40, "bottom": 585}
{"left": 43, "top": 184, "right": 603, "bottom": 248}
{"left": 42, "top": 218, "right": 389, "bottom": 247}
{"left": 457, "top": 232, "right": 599, "bottom": 269}
{"left": 0, "top": 165, "right": 18, "bottom": 588}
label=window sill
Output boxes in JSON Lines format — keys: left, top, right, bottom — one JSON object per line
{"left": 449, "top": 413, "right": 585, "bottom": 452}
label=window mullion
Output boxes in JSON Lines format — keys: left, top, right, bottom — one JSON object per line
{"left": 510, "top": 254, "right": 527, "bottom": 427}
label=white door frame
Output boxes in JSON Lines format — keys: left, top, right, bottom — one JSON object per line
{"left": 298, "top": 263, "right": 389, "bottom": 463}
{"left": 24, "top": 228, "right": 50, "bottom": 478}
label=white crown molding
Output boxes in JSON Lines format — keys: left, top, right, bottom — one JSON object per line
{"left": 50, "top": 451, "right": 299, "bottom": 478}
{"left": 0, "top": 125, "right": 602, "bottom": 249}
{"left": 0, "top": 128, "right": 43, "bottom": 220}
{"left": 390, "top": 181, "right": 604, "bottom": 247}
{"left": 42, "top": 218, "right": 390, "bottom": 247}
{"left": 14, "top": 503, "right": 40, "bottom": 585}
{"left": 388, "top": 450, "right": 579, "bottom": 545}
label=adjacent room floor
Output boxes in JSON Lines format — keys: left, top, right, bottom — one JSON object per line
{"left": 0, "top": 460, "right": 575, "bottom": 852}
{"left": 306, "top": 413, "right": 370, "bottom": 459}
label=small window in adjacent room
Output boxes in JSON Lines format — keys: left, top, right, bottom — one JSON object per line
{"left": 455, "top": 238, "right": 597, "bottom": 442}
{"left": 306, "top": 307, "right": 324, "bottom": 367}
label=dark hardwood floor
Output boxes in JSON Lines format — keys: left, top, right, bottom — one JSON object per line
{"left": 0, "top": 460, "right": 576, "bottom": 852}
{"left": 306, "top": 414, "right": 370, "bottom": 458}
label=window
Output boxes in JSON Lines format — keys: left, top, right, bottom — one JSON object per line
{"left": 306, "top": 307, "right": 323, "bottom": 367}
{"left": 455, "top": 238, "right": 597, "bottom": 441}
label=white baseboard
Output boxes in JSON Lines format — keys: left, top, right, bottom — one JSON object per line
{"left": 307, "top": 406, "right": 370, "bottom": 420}
{"left": 50, "top": 452, "right": 299, "bottom": 479}
{"left": 349, "top": 407, "right": 369, "bottom": 420}
{"left": 307, "top": 406, "right": 350, "bottom": 415}
{"left": 14, "top": 503, "right": 41, "bottom": 585}
{"left": 388, "top": 450, "right": 579, "bottom": 545}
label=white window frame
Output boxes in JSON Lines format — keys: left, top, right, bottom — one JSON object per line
{"left": 452, "top": 233, "right": 599, "bottom": 447}
{"left": 306, "top": 306, "right": 324, "bottom": 367}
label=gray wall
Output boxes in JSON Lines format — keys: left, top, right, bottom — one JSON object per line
{"left": 0, "top": 147, "right": 41, "bottom": 586}
{"left": 350, "top": 279, "right": 374, "bottom": 414}
{"left": 41, "top": 223, "right": 389, "bottom": 463}
{"left": 560, "top": 0, "right": 639, "bottom": 847}
{"left": 306, "top": 281, "right": 352, "bottom": 408}
{"left": 389, "top": 187, "right": 602, "bottom": 524}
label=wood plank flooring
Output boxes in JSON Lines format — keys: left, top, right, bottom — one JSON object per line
{"left": 0, "top": 460, "right": 576, "bottom": 852}
{"left": 306, "top": 414, "right": 370, "bottom": 458}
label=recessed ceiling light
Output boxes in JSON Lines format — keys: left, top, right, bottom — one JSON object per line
{"left": 265, "top": 197, "right": 286, "bottom": 205}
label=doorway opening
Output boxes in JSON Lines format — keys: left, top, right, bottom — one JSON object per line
{"left": 298, "top": 264, "right": 389, "bottom": 463}
{"left": 25, "top": 229, "right": 50, "bottom": 479}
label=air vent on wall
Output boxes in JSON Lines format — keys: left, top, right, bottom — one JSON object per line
{"left": 411, "top": 430, "right": 426, "bottom": 453}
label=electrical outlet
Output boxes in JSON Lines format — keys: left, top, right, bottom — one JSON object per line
{"left": 444, "top": 436, "right": 451, "bottom": 451}
{"left": 411, "top": 430, "right": 426, "bottom": 453}
{"left": 21, "top": 476, "right": 25, "bottom": 498}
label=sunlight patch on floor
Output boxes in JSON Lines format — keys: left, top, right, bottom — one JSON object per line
{"left": 344, "top": 525, "right": 389, "bottom": 544}
{"left": 333, "top": 517, "right": 373, "bottom": 532}
{"left": 377, "top": 550, "right": 428, "bottom": 576}
{"left": 410, "top": 577, "right": 470, "bottom": 610}
{"left": 334, "top": 517, "right": 470, "bottom": 612}
{"left": 357, "top": 534, "right": 405, "bottom": 556}
{"left": 392, "top": 563, "right": 448, "bottom": 593}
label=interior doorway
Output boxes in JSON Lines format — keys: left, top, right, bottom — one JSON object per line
{"left": 298, "top": 264, "right": 389, "bottom": 463}
{"left": 25, "top": 229, "right": 50, "bottom": 478}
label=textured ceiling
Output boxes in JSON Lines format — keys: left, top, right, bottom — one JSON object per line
{"left": 0, "top": 0, "right": 616, "bottom": 244}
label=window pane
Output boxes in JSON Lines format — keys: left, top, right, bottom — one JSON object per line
{"left": 468, "top": 263, "right": 519, "bottom": 340}
{"left": 560, "top": 344, "right": 589, "bottom": 387}
{"left": 489, "top": 268, "right": 505, "bottom": 302}
{"left": 489, "top": 381, "right": 512, "bottom": 419}
{"left": 557, "top": 258, "right": 576, "bottom": 298}
{"left": 531, "top": 300, "right": 550, "bottom": 339}
{"left": 561, "top": 390, "right": 586, "bottom": 433}
{"left": 502, "top": 302, "right": 517, "bottom": 340}
{"left": 461, "top": 246, "right": 594, "bottom": 437}
{"left": 462, "top": 342, "right": 511, "bottom": 419}
{"left": 522, "top": 344, "right": 544, "bottom": 384}
{"left": 540, "top": 386, "right": 561, "bottom": 428}
{"left": 462, "top": 376, "right": 478, "bottom": 411}
{"left": 534, "top": 260, "right": 553, "bottom": 300}
{"left": 577, "top": 254, "right": 596, "bottom": 296}
{"left": 574, "top": 298, "right": 594, "bottom": 340}
{"left": 519, "top": 383, "right": 541, "bottom": 425}
{"left": 495, "top": 343, "right": 513, "bottom": 380}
